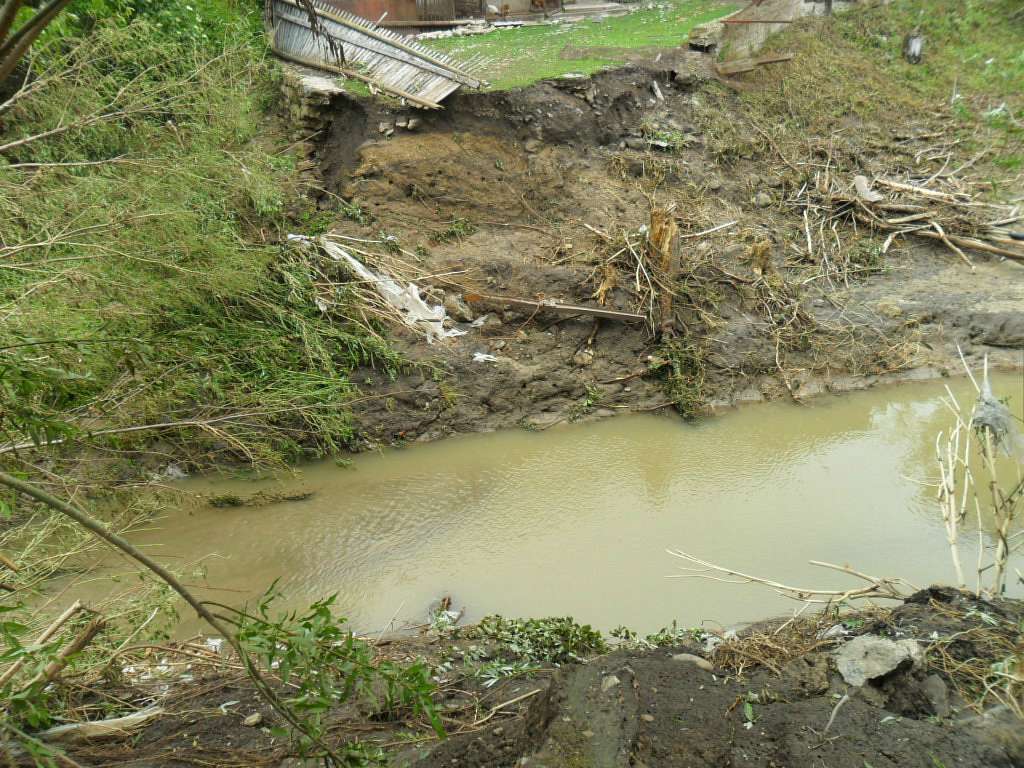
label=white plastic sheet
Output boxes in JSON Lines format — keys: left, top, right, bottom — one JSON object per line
{"left": 292, "top": 235, "right": 462, "bottom": 344}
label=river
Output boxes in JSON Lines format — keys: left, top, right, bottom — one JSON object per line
{"left": 58, "top": 373, "right": 1024, "bottom": 635}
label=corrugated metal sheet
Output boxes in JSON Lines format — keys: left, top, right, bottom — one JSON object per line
{"left": 266, "top": 0, "right": 485, "bottom": 108}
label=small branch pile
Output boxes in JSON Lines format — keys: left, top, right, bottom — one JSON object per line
{"left": 667, "top": 549, "right": 914, "bottom": 606}
{"left": 793, "top": 169, "right": 1024, "bottom": 272}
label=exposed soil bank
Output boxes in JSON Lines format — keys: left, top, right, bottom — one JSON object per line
{"left": 61, "top": 589, "right": 1024, "bottom": 767}
{"left": 304, "top": 53, "right": 1023, "bottom": 447}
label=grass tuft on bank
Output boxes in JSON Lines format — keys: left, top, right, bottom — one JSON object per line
{"left": 698, "top": 0, "right": 1023, "bottom": 175}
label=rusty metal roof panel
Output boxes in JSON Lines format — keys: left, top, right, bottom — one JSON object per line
{"left": 266, "top": 0, "right": 484, "bottom": 108}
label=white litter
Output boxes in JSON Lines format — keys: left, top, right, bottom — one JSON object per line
{"left": 290, "top": 235, "right": 462, "bottom": 345}
{"left": 38, "top": 706, "right": 163, "bottom": 743}
{"left": 854, "top": 175, "right": 884, "bottom": 203}
{"left": 473, "top": 352, "right": 499, "bottom": 363}
{"left": 471, "top": 314, "right": 490, "bottom": 328}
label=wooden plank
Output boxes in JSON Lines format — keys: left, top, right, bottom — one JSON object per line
{"left": 464, "top": 293, "right": 646, "bottom": 322}
{"left": 722, "top": 18, "right": 793, "bottom": 23}
{"left": 715, "top": 52, "right": 794, "bottom": 76}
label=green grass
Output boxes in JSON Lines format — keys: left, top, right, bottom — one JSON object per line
{"left": 691, "top": 0, "right": 1023, "bottom": 178}
{"left": 834, "top": 0, "right": 1024, "bottom": 111}
{"left": 840, "top": 0, "right": 1024, "bottom": 170}
{"left": 430, "top": 0, "right": 740, "bottom": 89}
{"left": 0, "top": 19, "right": 398, "bottom": 473}
{"left": 756, "top": 0, "right": 1023, "bottom": 166}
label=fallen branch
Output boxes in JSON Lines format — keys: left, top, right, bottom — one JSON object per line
{"left": 469, "top": 688, "right": 542, "bottom": 727}
{"left": 853, "top": 212, "right": 1024, "bottom": 263}
{"left": 667, "top": 549, "right": 910, "bottom": 603}
{"left": 20, "top": 616, "right": 106, "bottom": 692}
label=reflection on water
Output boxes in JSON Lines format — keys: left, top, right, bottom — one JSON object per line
{"left": 60, "top": 374, "right": 1024, "bottom": 634}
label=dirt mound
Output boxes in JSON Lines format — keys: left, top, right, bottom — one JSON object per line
{"left": 414, "top": 590, "right": 1024, "bottom": 768}
{"left": 416, "top": 650, "right": 1017, "bottom": 768}
{"left": 57, "top": 591, "right": 1022, "bottom": 768}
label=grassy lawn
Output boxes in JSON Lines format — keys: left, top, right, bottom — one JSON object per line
{"left": 430, "top": 0, "right": 741, "bottom": 90}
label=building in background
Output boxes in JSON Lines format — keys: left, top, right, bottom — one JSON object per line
{"left": 320, "top": 0, "right": 563, "bottom": 30}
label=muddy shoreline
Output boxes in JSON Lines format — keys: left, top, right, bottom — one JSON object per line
{"left": 61, "top": 588, "right": 1024, "bottom": 767}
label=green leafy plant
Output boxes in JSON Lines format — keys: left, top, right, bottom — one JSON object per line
{"left": 640, "top": 123, "right": 694, "bottom": 153}
{"left": 466, "top": 616, "right": 607, "bottom": 664}
{"left": 0, "top": 351, "right": 88, "bottom": 447}
{"left": 657, "top": 340, "right": 707, "bottom": 418}
{"left": 471, "top": 659, "right": 541, "bottom": 687}
{"left": 430, "top": 217, "right": 477, "bottom": 244}
{"left": 567, "top": 383, "right": 604, "bottom": 422}
{"left": 229, "top": 585, "right": 443, "bottom": 759}
{"left": 341, "top": 199, "right": 373, "bottom": 226}
{"left": 610, "top": 621, "right": 701, "bottom": 648}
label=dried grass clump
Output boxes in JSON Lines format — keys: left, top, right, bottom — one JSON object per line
{"left": 923, "top": 601, "right": 1023, "bottom": 718}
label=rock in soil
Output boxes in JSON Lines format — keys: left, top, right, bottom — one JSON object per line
{"left": 670, "top": 652, "right": 713, "bottom": 671}
{"left": 833, "top": 634, "right": 923, "bottom": 687}
{"left": 243, "top": 712, "right": 262, "bottom": 727}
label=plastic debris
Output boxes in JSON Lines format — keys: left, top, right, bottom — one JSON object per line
{"left": 290, "top": 235, "right": 462, "bottom": 345}
{"left": 972, "top": 377, "right": 1023, "bottom": 457}
{"left": 473, "top": 352, "right": 498, "bottom": 363}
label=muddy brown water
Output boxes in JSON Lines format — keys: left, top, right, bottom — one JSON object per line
{"left": 66, "top": 374, "right": 1024, "bottom": 636}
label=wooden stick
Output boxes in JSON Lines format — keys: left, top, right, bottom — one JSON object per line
{"left": 678, "top": 220, "right": 738, "bottom": 239}
{"left": 0, "top": 600, "right": 83, "bottom": 687}
{"left": 667, "top": 550, "right": 907, "bottom": 601}
{"left": 465, "top": 293, "right": 645, "bottom": 322}
{"left": 21, "top": 617, "right": 106, "bottom": 691}
{"left": 932, "top": 222, "right": 974, "bottom": 269}
{"left": 874, "top": 178, "right": 970, "bottom": 204}
{"left": 470, "top": 688, "right": 542, "bottom": 727}
{"left": 0, "top": 551, "right": 18, "bottom": 572}
{"left": 853, "top": 212, "right": 1024, "bottom": 263}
